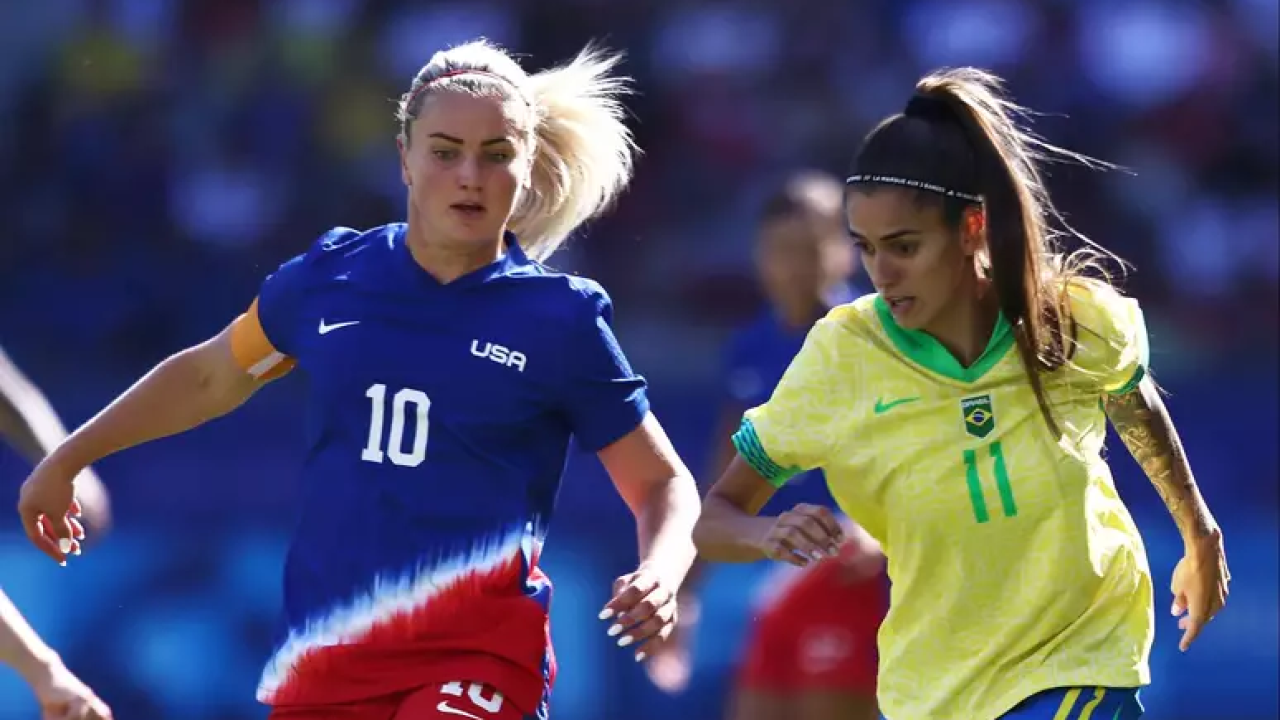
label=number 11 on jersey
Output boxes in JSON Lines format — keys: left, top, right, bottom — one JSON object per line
{"left": 962, "top": 441, "right": 1017, "bottom": 523}
{"left": 362, "top": 383, "right": 430, "bottom": 467}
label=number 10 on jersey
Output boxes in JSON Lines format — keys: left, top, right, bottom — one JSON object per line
{"left": 962, "top": 441, "right": 1017, "bottom": 523}
{"left": 362, "top": 383, "right": 430, "bottom": 467}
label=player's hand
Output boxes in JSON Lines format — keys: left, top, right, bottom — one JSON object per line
{"left": 29, "top": 658, "right": 113, "bottom": 720}
{"left": 17, "top": 457, "right": 87, "bottom": 566}
{"left": 755, "top": 503, "right": 844, "bottom": 567}
{"left": 641, "top": 593, "right": 699, "bottom": 694}
{"left": 1170, "top": 527, "right": 1230, "bottom": 652}
{"left": 598, "top": 566, "right": 679, "bottom": 663}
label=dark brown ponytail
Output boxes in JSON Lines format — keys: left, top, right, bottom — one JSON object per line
{"left": 849, "top": 68, "right": 1123, "bottom": 437}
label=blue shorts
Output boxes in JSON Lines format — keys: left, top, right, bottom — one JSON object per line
{"left": 1001, "top": 686, "right": 1144, "bottom": 719}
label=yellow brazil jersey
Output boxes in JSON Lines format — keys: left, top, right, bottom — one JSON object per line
{"left": 732, "top": 280, "right": 1155, "bottom": 720}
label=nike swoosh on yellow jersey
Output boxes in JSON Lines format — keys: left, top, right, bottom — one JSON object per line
{"left": 874, "top": 397, "right": 920, "bottom": 414}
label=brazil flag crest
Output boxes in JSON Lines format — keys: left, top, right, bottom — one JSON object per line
{"left": 961, "top": 394, "right": 995, "bottom": 439}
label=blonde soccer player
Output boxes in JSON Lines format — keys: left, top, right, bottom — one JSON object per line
{"left": 693, "top": 68, "right": 1229, "bottom": 720}
{"left": 18, "top": 40, "right": 700, "bottom": 720}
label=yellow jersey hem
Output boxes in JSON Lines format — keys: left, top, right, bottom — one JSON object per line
{"left": 882, "top": 667, "right": 1152, "bottom": 720}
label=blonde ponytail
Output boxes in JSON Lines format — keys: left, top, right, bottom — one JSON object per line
{"left": 510, "top": 46, "right": 638, "bottom": 261}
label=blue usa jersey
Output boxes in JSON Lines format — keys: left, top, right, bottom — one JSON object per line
{"left": 231, "top": 224, "right": 648, "bottom": 712}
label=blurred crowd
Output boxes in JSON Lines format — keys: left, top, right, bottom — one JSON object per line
{"left": 0, "top": 0, "right": 1275, "bottom": 380}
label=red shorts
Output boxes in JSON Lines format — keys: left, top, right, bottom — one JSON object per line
{"left": 738, "top": 558, "right": 887, "bottom": 694}
{"left": 267, "top": 681, "right": 536, "bottom": 720}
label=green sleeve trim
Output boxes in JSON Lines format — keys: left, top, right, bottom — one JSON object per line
{"left": 732, "top": 417, "right": 801, "bottom": 488}
{"left": 1110, "top": 364, "right": 1146, "bottom": 396}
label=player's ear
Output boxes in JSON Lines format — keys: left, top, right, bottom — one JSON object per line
{"left": 959, "top": 206, "right": 990, "bottom": 277}
{"left": 959, "top": 206, "right": 986, "bottom": 256}
{"left": 397, "top": 136, "right": 412, "bottom": 187}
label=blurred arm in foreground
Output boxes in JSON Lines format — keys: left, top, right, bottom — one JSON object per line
{"left": 0, "top": 346, "right": 110, "bottom": 535}
{"left": 0, "top": 589, "right": 113, "bottom": 720}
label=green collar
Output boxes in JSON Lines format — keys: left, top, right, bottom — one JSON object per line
{"left": 873, "top": 295, "right": 1015, "bottom": 383}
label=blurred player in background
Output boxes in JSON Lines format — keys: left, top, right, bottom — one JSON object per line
{"left": 2, "top": 346, "right": 113, "bottom": 718}
{"left": 694, "top": 68, "right": 1230, "bottom": 720}
{"left": 18, "top": 39, "right": 700, "bottom": 720}
{"left": 727, "top": 519, "right": 883, "bottom": 720}
{"left": 644, "top": 172, "right": 885, "bottom": 720}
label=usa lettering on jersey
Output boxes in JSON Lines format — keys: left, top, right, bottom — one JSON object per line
{"left": 471, "top": 340, "right": 527, "bottom": 372}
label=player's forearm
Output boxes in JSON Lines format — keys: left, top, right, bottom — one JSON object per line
{"left": 692, "top": 495, "right": 773, "bottom": 563}
{"left": 0, "top": 349, "right": 71, "bottom": 464}
{"left": 633, "top": 474, "right": 702, "bottom": 591}
{"left": 678, "top": 424, "right": 741, "bottom": 596}
{"left": 1104, "top": 376, "right": 1218, "bottom": 546}
{"left": 51, "top": 344, "right": 256, "bottom": 472}
{"left": 0, "top": 590, "right": 59, "bottom": 684}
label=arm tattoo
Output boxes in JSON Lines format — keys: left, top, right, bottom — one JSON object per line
{"left": 1103, "top": 376, "right": 1214, "bottom": 541}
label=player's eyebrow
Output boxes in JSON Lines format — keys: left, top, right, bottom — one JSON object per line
{"left": 847, "top": 228, "right": 921, "bottom": 242}
{"left": 427, "top": 132, "right": 512, "bottom": 147}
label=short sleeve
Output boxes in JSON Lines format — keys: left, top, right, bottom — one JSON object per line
{"left": 257, "top": 253, "right": 308, "bottom": 357}
{"left": 734, "top": 318, "right": 847, "bottom": 487}
{"left": 256, "top": 227, "right": 359, "bottom": 357}
{"left": 1066, "top": 280, "right": 1150, "bottom": 395}
{"left": 561, "top": 286, "right": 650, "bottom": 452}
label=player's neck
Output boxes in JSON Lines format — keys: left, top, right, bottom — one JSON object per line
{"left": 923, "top": 286, "right": 999, "bottom": 368}
{"left": 405, "top": 228, "right": 504, "bottom": 284}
